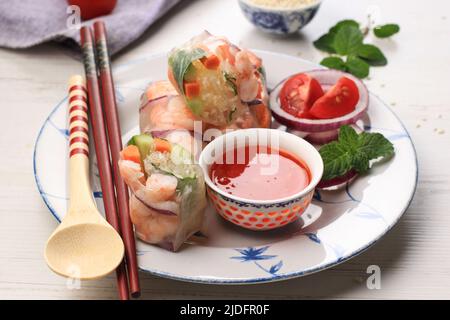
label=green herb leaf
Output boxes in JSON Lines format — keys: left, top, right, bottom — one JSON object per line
{"left": 345, "top": 55, "right": 370, "bottom": 78}
{"left": 356, "top": 44, "right": 387, "bottom": 66}
{"left": 223, "top": 71, "right": 238, "bottom": 95}
{"left": 333, "top": 25, "right": 363, "bottom": 55}
{"left": 329, "top": 19, "right": 360, "bottom": 34}
{"left": 168, "top": 48, "right": 206, "bottom": 94}
{"left": 257, "top": 66, "right": 267, "bottom": 85}
{"left": 320, "top": 56, "right": 347, "bottom": 71}
{"left": 313, "top": 20, "right": 360, "bottom": 54}
{"left": 319, "top": 125, "right": 394, "bottom": 181}
{"left": 176, "top": 177, "right": 196, "bottom": 192}
{"left": 313, "top": 33, "right": 337, "bottom": 53}
{"left": 373, "top": 24, "right": 400, "bottom": 38}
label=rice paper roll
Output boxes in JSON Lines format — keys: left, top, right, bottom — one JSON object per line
{"left": 119, "top": 133, "right": 206, "bottom": 251}
{"left": 139, "top": 80, "right": 202, "bottom": 158}
{"left": 167, "top": 31, "right": 270, "bottom": 128}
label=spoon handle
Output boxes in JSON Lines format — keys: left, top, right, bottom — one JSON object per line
{"left": 67, "top": 75, "right": 94, "bottom": 211}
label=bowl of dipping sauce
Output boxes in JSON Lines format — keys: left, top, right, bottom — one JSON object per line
{"left": 237, "top": 0, "right": 322, "bottom": 34}
{"left": 199, "top": 128, "right": 323, "bottom": 230}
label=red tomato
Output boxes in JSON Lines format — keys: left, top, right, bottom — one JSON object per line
{"left": 68, "top": 0, "right": 117, "bottom": 20}
{"left": 309, "top": 77, "right": 360, "bottom": 119}
{"left": 279, "top": 73, "right": 324, "bottom": 119}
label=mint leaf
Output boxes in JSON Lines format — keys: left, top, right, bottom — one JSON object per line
{"left": 168, "top": 48, "right": 206, "bottom": 94}
{"left": 333, "top": 25, "right": 363, "bottom": 55}
{"left": 319, "top": 125, "right": 394, "bottom": 181}
{"left": 320, "top": 56, "right": 347, "bottom": 71}
{"left": 356, "top": 44, "right": 387, "bottom": 66}
{"left": 374, "top": 24, "right": 400, "bottom": 38}
{"left": 345, "top": 55, "right": 370, "bottom": 78}
{"left": 319, "top": 141, "right": 354, "bottom": 181}
{"left": 313, "top": 33, "right": 336, "bottom": 53}
{"left": 339, "top": 124, "right": 359, "bottom": 146}
{"left": 314, "top": 20, "right": 360, "bottom": 54}
{"left": 357, "top": 132, "right": 395, "bottom": 160}
{"left": 329, "top": 19, "right": 360, "bottom": 34}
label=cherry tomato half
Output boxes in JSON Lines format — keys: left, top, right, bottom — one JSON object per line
{"left": 68, "top": 0, "right": 117, "bottom": 20}
{"left": 309, "top": 77, "right": 359, "bottom": 119}
{"left": 279, "top": 73, "right": 324, "bottom": 119}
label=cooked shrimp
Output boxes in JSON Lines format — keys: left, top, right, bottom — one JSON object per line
{"left": 140, "top": 81, "right": 196, "bottom": 133}
{"left": 238, "top": 78, "right": 260, "bottom": 102}
{"left": 129, "top": 195, "right": 180, "bottom": 246}
{"left": 164, "top": 130, "right": 202, "bottom": 159}
{"left": 146, "top": 173, "right": 178, "bottom": 202}
{"left": 118, "top": 160, "right": 178, "bottom": 203}
{"left": 235, "top": 51, "right": 260, "bottom": 102}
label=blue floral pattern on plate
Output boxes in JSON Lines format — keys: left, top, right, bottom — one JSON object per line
{"left": 231, "top": 246, "right": 283, "bottom": 276}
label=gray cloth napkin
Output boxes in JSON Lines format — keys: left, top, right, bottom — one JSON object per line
{"left": 0, "top": 0, "right": 181, "bottom": 55}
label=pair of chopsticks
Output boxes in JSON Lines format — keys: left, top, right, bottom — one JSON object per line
{"left": 80, "top": 21, "right": 140, "bottom": 300}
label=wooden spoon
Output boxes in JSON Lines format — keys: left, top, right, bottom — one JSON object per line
{"left": 45, "top": 75, "right": 124, "bottom": 280}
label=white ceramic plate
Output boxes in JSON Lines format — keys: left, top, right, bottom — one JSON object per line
{"left": 34, "top": 51, "right": 417, "bottom": 284}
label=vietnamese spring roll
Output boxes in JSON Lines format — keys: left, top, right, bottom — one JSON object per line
{"left": 167, "top": 31, "right": 271, "bottom": 128}
{"left": 119, "top": 133, "right": 206, "bottom": 251}
{"left": 139, "top": 80, "right": 202, "bottom": 158}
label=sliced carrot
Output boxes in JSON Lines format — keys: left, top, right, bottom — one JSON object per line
{"left": 184, "top": 81, "right": 201, "bottom": 98}
{"left": 154, "top": 138, "right": 172, "bottom": 153}
{"left": 201, "top": 55, "right": 220, "bottom": 69}
{"left": 121, "top": 145, "right": 141, "bottom": 164}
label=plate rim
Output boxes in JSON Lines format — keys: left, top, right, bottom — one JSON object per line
{"left": 33, "top": 50, "right": 418, "bottom": 284}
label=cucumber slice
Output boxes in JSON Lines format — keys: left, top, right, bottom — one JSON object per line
{"left": 187, "top": 98, "right": 202, "bottom": 115}
{"left": 183, "top": 63, "right": 197, "bottom": 82}
{"left": 128, "top": 134, "right": 154, "bottom": 162}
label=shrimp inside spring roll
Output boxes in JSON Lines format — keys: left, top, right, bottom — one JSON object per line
{"left": 168, "top": 31, "right": 271, "bottom": 128}
{"left": 119, "top": 134, "right": 206, "bottom": 251}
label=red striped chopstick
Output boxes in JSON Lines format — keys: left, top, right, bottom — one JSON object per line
{"left": 93, "top": 21, "right": 140, "bottom": 297}
{"left": 80, "top": 26, "right": 129, "bottom": 300}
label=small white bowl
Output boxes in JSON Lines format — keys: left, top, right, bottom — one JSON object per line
{"left": 237, "top": 0, "right": 322, "bottom": 34}
{"left": 199, "top": 128, "right": 323, "bottom": 230}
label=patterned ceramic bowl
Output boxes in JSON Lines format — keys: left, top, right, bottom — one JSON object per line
{"left": 199, "top": 128, "right": 323, "bottom": 230}
{"left": 237, "top": 0, "right": 322, "bottom": 34}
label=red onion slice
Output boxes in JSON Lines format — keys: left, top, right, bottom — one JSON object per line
{"left": 288, "top": 123, "right": 364, "bottom": 145}
{"left": 134, "top": 193, "right": 178, "bottom": 216}
{"left": 270, "top": 69, "right": 369, "bottom": 133}
{"left": 317, "top": 170, "right": 358, "bottom": 189}
{"left": 139, "top": 94, "right": 178, "bottom": 113}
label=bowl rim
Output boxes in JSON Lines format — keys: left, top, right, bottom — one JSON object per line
{"left": 198, "top": 128, "right": 324, "bottom": 205}
{"left": 238, "top": 0, "right": 322, "bottom": 12}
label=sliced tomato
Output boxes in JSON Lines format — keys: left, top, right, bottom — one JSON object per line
{"left": 279, "top": 73, "right": 324, "bottom": 119}
{"left": 309, "top": 77, "right": 359, "bottom": 119}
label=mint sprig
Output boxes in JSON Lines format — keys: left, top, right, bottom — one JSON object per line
{"left": 314, "top": 19, "right": 399, "bottom": 78}
{"left": 319, "top": 125, "right": 395, "bottom": 181}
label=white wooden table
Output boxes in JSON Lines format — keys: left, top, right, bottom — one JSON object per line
{"left": 1, "top": 0, "right": 449, "bottom": 299}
